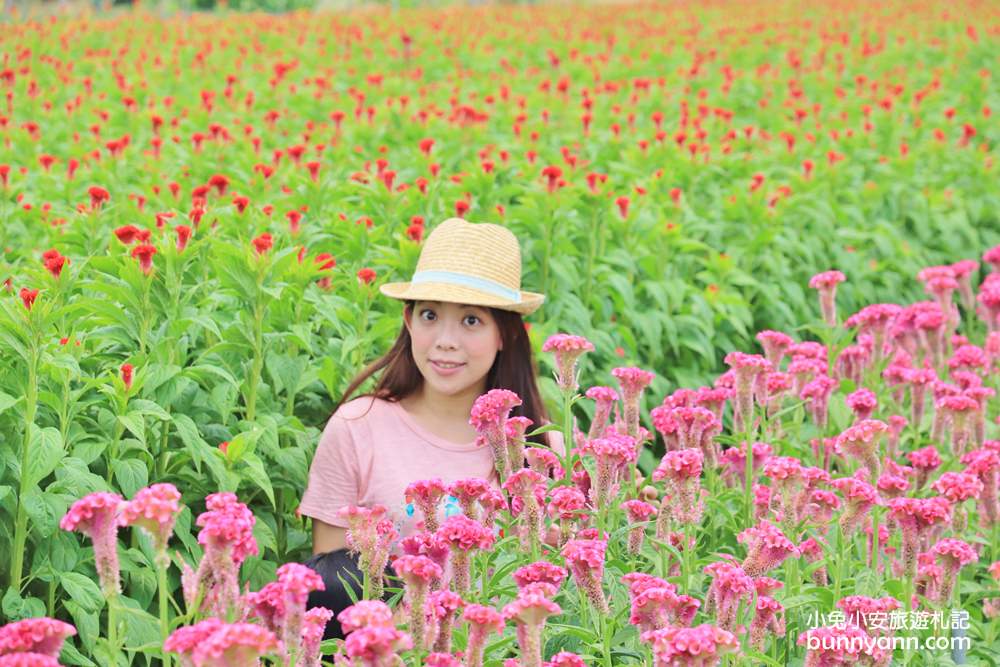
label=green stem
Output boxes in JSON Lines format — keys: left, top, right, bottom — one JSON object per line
{"left": 743, "top": 436, "right": 754, "bottom": 529}
{"left": 583, "top": 212, "right": 598, "bottom": 304}
{"left": 245, "top": 301, "right": 264, "bottom": 423}
{"left": 833, "top": 524, "right": 846, "bottom": 602}
{"left": 157, "top": 561, "right": 171, "bottom": 667}
{"left": 560, "top": 390, "right": 575, "bottom": 487}
{"left": 10, "top": 345, "right": 38, "bottom": 594}
{"left": 107, "top": 594, "right": 121, "bottom": 665}
{"left": 599, "top": 612, "right": 613, "bottom": 667}
{"left": 140, "top": 276, "right": 151, "bottom": 356}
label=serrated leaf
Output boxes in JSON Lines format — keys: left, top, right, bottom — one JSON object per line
{"left": 118, "top": 412, "right": 146, "bottom": 446}
{"left": 25, "top": 426, "right": 64, "bottom": 488}
{"left": 61, "top": 572, "right": 104, "bottom": 612}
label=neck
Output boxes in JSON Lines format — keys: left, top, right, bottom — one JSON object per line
{"left": 408, "top": 382, "right": 485, "bottom": 423}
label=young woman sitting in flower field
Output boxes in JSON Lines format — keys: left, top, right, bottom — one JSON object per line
{"left": 297, "top": 217, "right": 565, "bottom": 639}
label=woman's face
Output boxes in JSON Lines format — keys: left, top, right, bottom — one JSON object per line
{"left": 404, "top": 300, "right": 504, "bottom": 400}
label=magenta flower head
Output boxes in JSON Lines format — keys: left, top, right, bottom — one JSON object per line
{"left": 503, "top": 468, "right": 547, "bottom": 551}
{"left": 425, "top": 589, "right": 463, "bottom": 654}
{"left": 425, "top": 653, "right": 463, "bottom": 667}
{"left": 470, "top": 389, "right": 523, "bottom": 481}
{"left": 343, "top": 624, "right": 413, "bottom": 665}
{"left": 0, "top": 618, "right": 76, "bottom": 657}
{"left": 737, "top": 520, "right": 798, "bottom": 577}
{"left": 546, "top": 486, "right": 588, "bottom": 546}
{"left": 703, "top": 561, "right": 754, "bottom": 631}
{"left": 120, "top": 483, "right": 182, "bottom": 567}
{"left": 846, "top": 388, "right": 878, "bottom": 422}
{"left": 641, "top": 623, "right": 739, "bottom": 667}
{"left": 723, "top": 352, "right": 772, "bottom": 434}
{"left": 930, "top": 538, "right": 978, "bottom": 603}
{"left": 756, "top": 330, "right": 794, "bottom": 367}
{"left": 437, "top": 515, "right": 495, "bottom": 595}
{"left": 525, "top": 447, "right": 561, "bottom": 478}
{"left": 505, "top": 415, "right": 534, "bottom": 470}
{"left": 462, "top": 604, "right": 505, "bottom": 667}
{"left": 962, "top": 446, "right": 1000, "bottom": 526}
{"left": 513, "top": 561, "right": 568, "bottom": 591}
{"left": 622, "top": 499, "right": 656, "bottom": 554}
{"left": 653, "top": 448, "right": 704, "bottom": 534}
{"left": 337, "top": 504, "right": 392, "bottom": 593}
{"left": 60, "top": 491, "right": 125, "bottom": 596}
{"left": 582, "top": 433, "right": 637, "bottom": 511}
{"left": 503, "top": 587, "right": 562, "bottom": 667}
{"left": 192, "top": 622, "right": 280, "bottom": 666}
{"left": 301, "top": 607, "right": 334, "bottom": 667}
{"left": 542, "top": 333, "right": 595, "bottom": 395}
{"left": 183, "top": 492, "right": 258, "bottom": 617}
{"left": 836, "top": 419, "right": 889, "bottom": 480}
{"left": 887, "top": 496, "right": 952, "bottom": 579}
{"left": 610, "top": 366, "right": 655, "bottom": 439}
{"left": 831, "top": 476, "right": 878, "bottom": 538}
{"left": 985, "top": 561, "right": 1000, "bottom": 619}
{"left": 544, "top": 652, "right": 588, "bottom": 667}
{"left": 337, "top": 600, "right": 394, "bottom": 634}
{"left": 585, "top": 386, "right": 619, "bottom": 441}
{"left": 561, "top": 538, "right": 609, "bottom": 614}
{"left": 798, "top": 623, "right": 891, "bottom": 667}
{"left": 405, "top": 478, "right": 449, "bottom": 532}
{"left": 808, "top": 269, "right": 846, "bottom": 326}
{"left": 392, "top": 555, "right": 443, "bottom": 648}
{"left": 275, "top": 562, "right": 325, "bottom": 660}
{"left": 448, "top": 477, "right": 491, "bottom": 520}
{"left": 799, "top": 374, "right": 838, "bottom": 428}
{"left": 163, "top": 617, "right": 225, "bottom": 665}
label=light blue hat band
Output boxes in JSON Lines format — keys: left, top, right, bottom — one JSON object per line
{"left": 410, "top": 270, "right": 522, "bottom": 303}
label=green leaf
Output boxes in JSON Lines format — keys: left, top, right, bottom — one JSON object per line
{"left": 2, "top": 587, "right": 47, "bottom": 621}
{"left": 113, "top": 458, "right": 149, "bottom": 498}
{"left": 0, "top": 391, "right": 19, "bottom": 415}
{"left": 172, "top": 414, "right": 206, "bottom": 473}
{"left": 25, "top": 426, "right": 65, "bottom": 488}
{"left": 128, "top": 399, "right": 172, "bottom": 421}
{"left": 241, "top": 453, "right": 275, "bottom": 509}
{"left": 63, "top": 599, "right": 100, "bottom": 655}
{"left": 118, "top": 412, "right": 146, "bottom": 447}
{"left": 61, "top": 572, "right": 104, "bottom": 612}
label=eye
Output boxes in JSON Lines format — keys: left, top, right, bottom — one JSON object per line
{"left": 464, "top": 315, "right": 481, "bottom": 326}
{"left": 419, "top": 308, "right": 436, "bottom": 320}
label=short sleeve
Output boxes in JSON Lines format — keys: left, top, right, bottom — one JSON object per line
{"left": 545, "top": 427, "right": 567, "bottom": 457}
{"left": 298, "top": 413, "right": 360, "bottom": 527}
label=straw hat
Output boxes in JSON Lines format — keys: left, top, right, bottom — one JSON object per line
{"left": 379, "top": 217, "right": 546, "bottom": 315}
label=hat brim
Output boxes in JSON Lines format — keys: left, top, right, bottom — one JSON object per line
{"left": 379, "top": 281, "right": 545, "bottom": 315}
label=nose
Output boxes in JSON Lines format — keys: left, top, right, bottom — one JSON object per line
{"left": 434, "top": 317, "right": 462, "bottom": 350}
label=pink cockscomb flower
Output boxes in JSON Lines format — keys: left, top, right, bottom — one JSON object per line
{"left": 513, "top": 561, "right": 568, "bottom": 592}
{"left": 798, "top": 623, "right": 891, "bottom": 667}
{"left": 275, "top": 562, "right": 325, "bottom": 660}
{"left": 425, "top": 653, "right": 463, "bottom": 667}
{"left": 836, "top": 419, "right": 889, "bottom": 479}
{"left": 59, "top": 491, "right": 125, "bottom": 596}
{"left": 343, "top": 624, "right": 413, "bottom": 664}
{"left": 503, "top": 468, "right": 547, "bottom": 552}
{"left": 193, "top": 622, "right": 280, "bottom": 665}
{"left": 301, "top": 607, "right": 334, "bottom": 667}
{"left": 425, "top": 589, "right": 463, "bottom": 654}
{"left": 808, "top": 269, "right": 846, "bottom": 326}
{"left": 622, "top": 499, "right": 656, "bottom": 554}
{"left": 985, "top": 561, "right": 1000, "bottom": 619}
{"left": 337, "top": 600, "right": 394, "bottom": 634}
{"left": 610, "top": 367, "right": 656, "bottom": 440}
{"left": 542, "top": 333, "right": 595, "bottom": 395}
{"left": 756, "top": 330, "right": 794, "bottom": 367}
{"left": 462, "top": 604, "right": 505, "bottom": 667}
{"left": 581, "top": 433, "right": 637, "bottom": 511}
{"left": 337, "top": 504, "right": 395, "bottom": 599}
{"left": 585, "top": 386, "right": 619, "bottom": 442}
{"left": 561, "top": 539, "right": 609, "bottom": 613}
{"left": 930, "top": 538, "right": 978, "bottom": 603}
{"left": 703, "top": 561, "right": 754, "bottom": 631}
{"left": 392, "top": 555, "right": 442, "bottom": 649}
{"left": 503, "top": 586, "right": 562, "bottom": 667}
{"left": 831, "top": 477, "right": 878, "bottom": 537}
{"left": 723, "top": 352, "right": 772, "bottom": 434}
{"left": 846, "top": 388, "right": 878, "bottom": 422}
{"left": 183, "top": 492, "right": 258, "bottom": 617}
{"left": 641, "top": 623, "right": 739, "bottom": 667}
{"left": 544, "top": 652, "right": 588, "bottom": 667}
{"left": 737, "top": 521, "right": 798, "bottom": 577}
{"left": 437, "top": 515, "right": 494, "bottom": 595}
{"left": 962, "top": 447, "right": 1000, "bottom": 526}
{"left": 799, "top": 375, "right": 838, "bottom": 428}
{"left": 907, "top": 445, "right": 942, "bottom": 489}
{"left": 120, "top": 483, "right": 182, "bottom": 567}
{"left": 506, "top": 416, "right": 533, "bottom": 472}
{"left": 750, "top": 595, "right": 785, "bottom": 651}
{"left": 405, "top": 478, "right": 449, "bottom": 532}
{"left": 470, "top": 389, "right": 523, "bottom": 481}
{"left": 546, "top": 486, "right": 588, "bottom": 546}
{"left": 0, "top": 653, "right": 63, "bottom": 666}
{"left": 887, "top": 496, "right": 952, "bottom": 579}
{"left": 0, "top": 618, "right": 77, "bottom": 657}
{"left": 163, "top": 617, "right": 225, "bottom": 664}
{"left": 448, "top": 477, "right": 491, "bottom": 520}
{"left": 525, "top": 447, "right": 561, "bottom": 478}
{"left": 653, "top": 448, "right": 704, "bottom": 535}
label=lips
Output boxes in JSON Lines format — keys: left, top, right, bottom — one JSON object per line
{"left": 431, "top": 360, "right": 465, "bottom": 368}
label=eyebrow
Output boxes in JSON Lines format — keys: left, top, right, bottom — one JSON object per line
{"left": 419, "top": 301, "right": 485, "bottom": 311}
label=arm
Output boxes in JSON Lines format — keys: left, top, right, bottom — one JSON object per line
{"left": 312, "top": 518, "right": 349, "bottom": 555}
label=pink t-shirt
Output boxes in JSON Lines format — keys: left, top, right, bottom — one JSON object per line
{"left": 298, "top": 395, "right": 565, "bottom": 552}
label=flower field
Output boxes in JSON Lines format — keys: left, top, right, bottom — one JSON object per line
{"left": 1, "top": 0, "right": 999, "bottom": 665}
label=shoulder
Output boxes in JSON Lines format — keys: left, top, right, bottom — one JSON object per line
{"left": 332, "top": 394, "right": 390, "bottom": 422}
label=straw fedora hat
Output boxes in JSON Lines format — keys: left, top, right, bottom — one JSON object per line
{"left": 379, "top": 217, "right": 546, "bottom": 315}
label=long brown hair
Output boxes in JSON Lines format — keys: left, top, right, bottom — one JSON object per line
{"left": 332, "top": 300, "right": 553, "bottom": 447}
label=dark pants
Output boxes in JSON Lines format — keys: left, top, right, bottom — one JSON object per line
{"left": 303, "top": 549, "right": 393, "bottom": 640}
